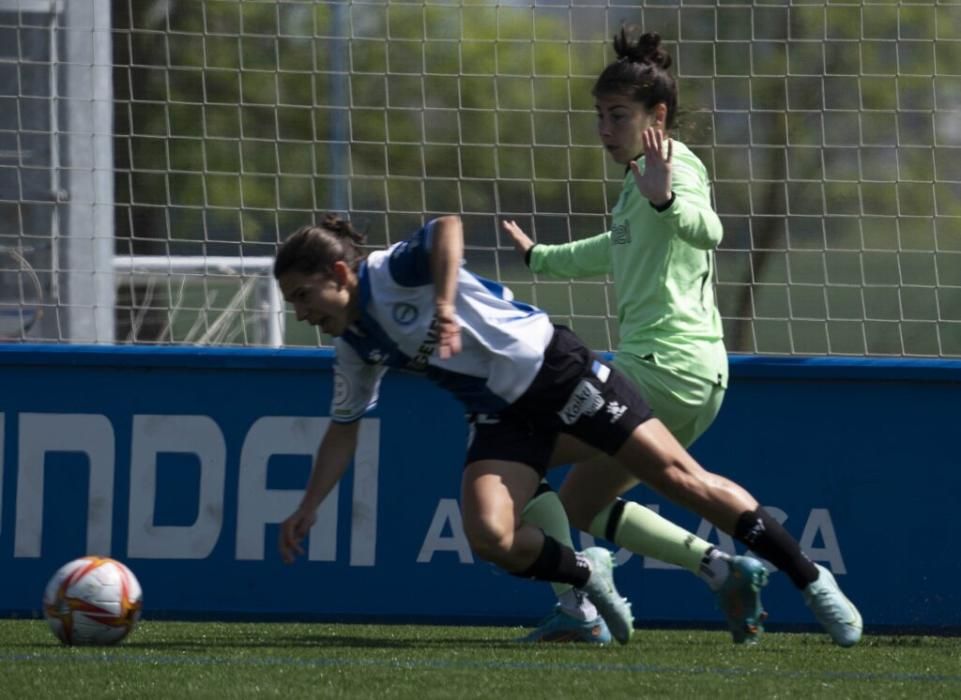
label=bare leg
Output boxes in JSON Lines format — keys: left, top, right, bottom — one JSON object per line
{"left": 460, "top": 459, "right": 546, "bottom": 571}
{"left": 552, "top": 420, "right": 859, "bottom": 647}
{"left": 556, "top": 454, "right": 639, "bottom": 532}
{"left": 556, "top": 418, "right": 756, "bottom": 534}
{"left": 558, "top": 450, "right": 719, "bottom": 574}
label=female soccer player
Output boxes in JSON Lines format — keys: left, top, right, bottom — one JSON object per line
{"left": 274, "top": 213, "right": 862, "bottom": 648}
{"left": 503, "top": 27, "right": 862, "bottom": 647}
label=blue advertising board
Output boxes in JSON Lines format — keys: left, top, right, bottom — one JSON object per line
{"left": 0, "top": 345, "right": 959, "bottom": 632}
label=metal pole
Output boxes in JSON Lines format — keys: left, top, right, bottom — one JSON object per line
{"left": 330, "top": 0, "right": 349, "bottom": 213}
{"left": 62, "top": 0, "right": 114, "bottom": 342}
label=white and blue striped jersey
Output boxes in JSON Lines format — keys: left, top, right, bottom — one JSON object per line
{"left": 330, "top": 222, "right": 555, "bottom": 423}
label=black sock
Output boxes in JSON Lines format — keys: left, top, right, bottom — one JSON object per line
{"left": 604, "top": 498, "right": 628, "bottom": 542}
{"left": 734, "top": 507, "right": 818, "bottom": 589}
{"left": 533, "top": 481, "right": 554, "bottom": 498}
{"left": 513, "top": 535, "right": 591, "bottom": 588}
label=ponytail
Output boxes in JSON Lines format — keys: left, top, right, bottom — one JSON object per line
{"left": 274, "top": 214, "right": 367, "bottom": 279}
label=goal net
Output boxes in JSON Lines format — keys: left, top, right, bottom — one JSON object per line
{"left": 113, "top": 255, "right": 283, "bottom": 346}
{"left": 2, "top": 1, "right": 959, "bottom": 355}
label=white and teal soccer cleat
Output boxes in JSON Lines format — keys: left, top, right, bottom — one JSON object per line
{"left": 578, "top": 546, "right": 634, "bottom": 645}
{"left": 803, "top": 564, "right": 863, "bottom": 647}
{"left": 716, "top": 555, "right": 769, "bottom": 644}
{"left": 518, "top": 607, "right": 612, "bottom": 644}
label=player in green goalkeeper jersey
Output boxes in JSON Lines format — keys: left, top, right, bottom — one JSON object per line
{"left": 504, "top": 26, "right": 862, "bottom": 647}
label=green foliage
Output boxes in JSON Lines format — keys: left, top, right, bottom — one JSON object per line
{"left": 111, "top": 2, "right": 961, "bottom": 355}
{"left": 117, "top": 1, "right": 593, "bottom": 250}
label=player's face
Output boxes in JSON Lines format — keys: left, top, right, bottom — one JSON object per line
{"left": 595, "top": 93, "right": 660, "bottom": 165}
{"left": 278, "top": 265, "right": 356, "bottom": 337}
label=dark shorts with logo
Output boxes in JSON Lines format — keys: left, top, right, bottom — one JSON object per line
{"left": 464, "top": 325, "right": 653, "bottom": 475}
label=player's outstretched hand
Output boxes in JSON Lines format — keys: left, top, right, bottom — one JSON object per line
{"left": 629, "top": 127, "right": 673, "bottom": 207}
{"left": 278, "top": 506, "right": 317, "bottom": 564}
{"left": 435, "top": 301, "right": 461, "bottom": 359}
{"left": 500, "top": 219, "right": 535, "bottom": 258}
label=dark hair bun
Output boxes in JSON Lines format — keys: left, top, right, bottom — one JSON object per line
{"left": 320, "top": 213, "right": 365, "bottom": 245}
{"left": 613, "top": 26, "right": 672, "bottom": 70}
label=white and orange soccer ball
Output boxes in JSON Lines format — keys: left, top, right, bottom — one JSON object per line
{"left": 43, "top": 556, "right": 143, "bottom": 645}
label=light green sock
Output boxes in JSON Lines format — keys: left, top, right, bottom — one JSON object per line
{"left": 521, "top": 483, "right": 574, "bottom": 597}
{"left": 589, "top": 500, "right": 712, "bottom": 574}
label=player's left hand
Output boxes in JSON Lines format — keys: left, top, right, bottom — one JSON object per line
{"left": 500, "top": 219, "right": 535, "bottom": 257}
{"left": 629, "top": 127, "right": 673, "bottom": 207}
{"left": 435, "top": 302, "right": 461, "bottom": 359}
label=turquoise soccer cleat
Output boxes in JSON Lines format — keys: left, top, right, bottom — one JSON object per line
{"left": 716, "top": 555, "right": 769, "bottom": 644}
{"left": 578, "top": 546, "right": 634, "bottom": 645}
{"left": 519, "top": 607, "right": 612, "bottom": 644}
{"left": 803, "top": 564, "right": 863, "bottom": 647}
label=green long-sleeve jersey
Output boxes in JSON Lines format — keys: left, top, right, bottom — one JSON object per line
{"left": 529, "top": 139, "right": 728, "bottom": 387}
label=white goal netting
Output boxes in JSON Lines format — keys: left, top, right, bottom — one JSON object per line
{"left": 1, "top": 0, "right": 959, "bottom": 355}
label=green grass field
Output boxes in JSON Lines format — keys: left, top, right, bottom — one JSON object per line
{"left": 1, "top": 620, "right": 959, "bottom": 699}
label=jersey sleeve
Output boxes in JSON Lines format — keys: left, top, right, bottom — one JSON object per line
{"left": 655, "top": 151, "right": 723, "bottom": 250}
{"left": 330, "top": 339, "right": 388, "bottom": 424}
{"left": 527, "top": 232, "right": 612, "bottom": 278}
{"left": 387, "top": 221, "right": 435, "bottom": 287}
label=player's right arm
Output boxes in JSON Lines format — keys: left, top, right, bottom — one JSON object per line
{"left": 501, "top": 219, "right": 612, "bottom": 278}
{"left": 278, "top": 420, "right": 361, "bottom": 564}
{"left": 279, "top": 341, "right": 383, "bottom": 564}
{"left": 429, "top": 216, "right": 464, "bottom": 359}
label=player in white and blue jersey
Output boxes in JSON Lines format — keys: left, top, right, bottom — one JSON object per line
{"left": 273, "top": 214, "right": 863, "bottom": 648}
{"left": 323, "top": 225, "right": 555, "bottom": 424}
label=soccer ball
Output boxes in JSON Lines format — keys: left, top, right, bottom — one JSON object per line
{"left": 43, "top": 556, "right": 143, "bottom": 645}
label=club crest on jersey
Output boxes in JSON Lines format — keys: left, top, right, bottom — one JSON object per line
{"left": 611, "top": 221, "right": 631, "bottom": 245}
{"left": 558, "top": 379, "right": 605, "bottom": 425}
{"left": 393, "top": 303, "right": 418, "bottom": 325}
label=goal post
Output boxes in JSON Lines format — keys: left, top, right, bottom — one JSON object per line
{"left": 0, "top": 0, "right": 115, "bottom": 343}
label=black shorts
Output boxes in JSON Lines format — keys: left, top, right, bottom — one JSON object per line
{"left": 464, "top": 325, "right": 653, "bottom": 475}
